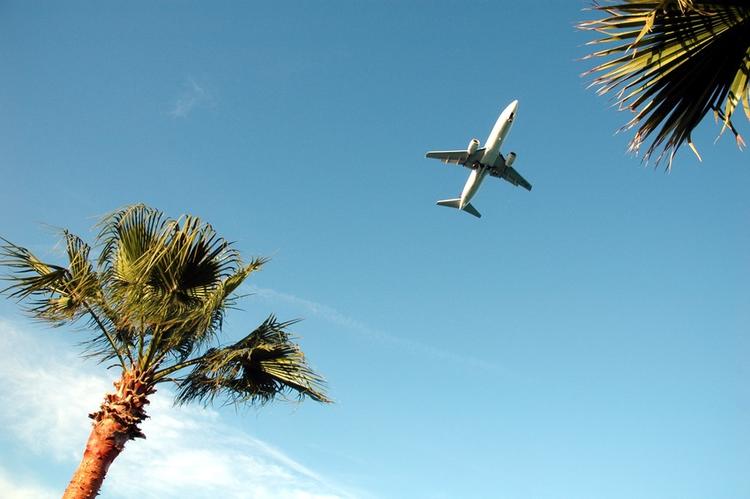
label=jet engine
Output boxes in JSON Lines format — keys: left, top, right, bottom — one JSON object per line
{"left": 506, "top": 152, "right": 517, "bottom": 167}
{"left": 467, "top": 138, "right": 480, "bottom": 155}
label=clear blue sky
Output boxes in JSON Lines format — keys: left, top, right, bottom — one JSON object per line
{"left": 1, "top": 2, "right": 749, "bottom": 498}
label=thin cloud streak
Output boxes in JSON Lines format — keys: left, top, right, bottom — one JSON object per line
{"left": 247, "top": 286, "right": 503, "bottom": 374}
{"left": 0, "top": 319, "right": 359, "bottom": 499}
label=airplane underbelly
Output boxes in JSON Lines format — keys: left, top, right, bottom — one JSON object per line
{"left": 482, "top": 122, "right": 509, "bottom": 165}
{"left": 480, "top": 148, "right": 500, "bottom": 166}
{"left": 461, "top": 169, "right": 487, "bottom": 204}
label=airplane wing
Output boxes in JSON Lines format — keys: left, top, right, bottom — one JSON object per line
{"left": 488, "top": 164, "right": 532, "bottom": 191}
{"left": 425, "top": 148, "right": 485, "bottom": 167}
{"left": 502, "top": 167, "right": 532, "bottom": 191}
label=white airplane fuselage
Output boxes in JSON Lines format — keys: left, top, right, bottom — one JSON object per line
{"left": 459, "top": 100, "right": 518, "bottom": 209}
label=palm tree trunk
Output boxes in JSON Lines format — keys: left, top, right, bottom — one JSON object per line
{"left": 62, "top": 369, "right": 154, "bottom": 499}
{"left": 61, "top": 417, "right": 129, "bottom": 499}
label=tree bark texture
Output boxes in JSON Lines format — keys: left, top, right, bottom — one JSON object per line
{"left": 62, "top": 369, "right": 154, "bottom": 499}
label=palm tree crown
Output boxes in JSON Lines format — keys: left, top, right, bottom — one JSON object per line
{"left": 1, "top": 203, "right": 329, "bottom": 432}
{"left": 580, "top": 0, "right": 750, "bottom": 167}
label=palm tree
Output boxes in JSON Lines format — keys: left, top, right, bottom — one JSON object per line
{"left": 580, "top": 0, "right": 750, "bottom": 167}
{"left": 0, "top": 204, "right": 330, "bottom": 499}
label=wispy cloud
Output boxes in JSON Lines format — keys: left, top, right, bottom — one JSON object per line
{"left": 0, "top": 319, "right": 358, "bottom": 499}
{"left": 0, "top": 467, "right": 57, "bottom": 499}
{"left": 0, "top": 324, "right": 109, "bottom": 462}
{"left": 104, "top": 398, "right": 348, "bottom": 499}
{"left": 247, "top": 286, "right": 503, "bottom": 374}
{"left": 170, "top": 78, "right": 214, "bottom": 118}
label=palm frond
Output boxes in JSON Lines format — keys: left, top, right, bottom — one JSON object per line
{"left": 98, "top": 207, "right": 244, "bottom": 330}
{"left": 580, "top": 0, "right": 750, "bottom": 167}
{"left": 174, "top": 316, "right": 331, "bottom": 406}
{"left": 155, "top": 257, "right": 268, "bottom": 362}
{"left": 1, "top": 233, "right": 131, "bottom": 367}
{"left": 0, "top": 233, "right": 99, "bottom": 322}
{"left": 96, "top": 206, "right": 260, "bottom": 368}
{"left": 1, "top": 238, "right": 68, "bottom": 307}
{"left": 97, "top": 204, "right": 165, "bottom": 274}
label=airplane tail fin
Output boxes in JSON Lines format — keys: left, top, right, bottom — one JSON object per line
{"left": 436, "top": 199, "right": 481, "bottom": 218}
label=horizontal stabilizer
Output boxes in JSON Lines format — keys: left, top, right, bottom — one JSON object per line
{"left": 436, "top": 199, "right": 481, "bottom": 218}
{"left": 462, "top": 203, "right": 481, "bottom": 218}
{"left": 436, "top": 198, "right": 461, "bottom": 209}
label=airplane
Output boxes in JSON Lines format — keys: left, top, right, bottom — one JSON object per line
{"left": 425, "top": 100, "right": 531, "bottom": 218}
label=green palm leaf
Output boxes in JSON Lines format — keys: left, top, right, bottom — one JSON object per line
{"left": 1, "top": 237, "right": 70, "bottom": 319}
{"left": 95, "top": 206, "right": 243, "bottom": 357}
{"left": 1, "top": 232, "right": 130, "bottom": 367}
{"left": 580, "top": 0, "right": 750, "bottom": 167}
{"left": 1, "top": 232, "right": 99, "bottom": 322}
{"left": 174, "top": 316, "right": 331, "bottom": 406}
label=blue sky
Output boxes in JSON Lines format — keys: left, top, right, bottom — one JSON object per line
{"left": 1, "top": 2, "right": 749, "bottom": 498}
